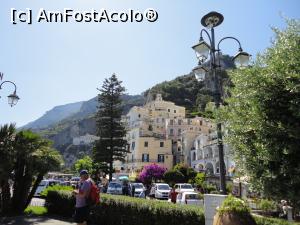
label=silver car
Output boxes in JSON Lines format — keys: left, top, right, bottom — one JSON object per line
{"left": 107, "top": 182, "right": 122, "bottom": 195}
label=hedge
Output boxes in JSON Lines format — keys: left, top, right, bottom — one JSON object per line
{"left": 45, "top": 191, "right": 204, "bottom": 225}
{"left": 45, "top": 190, "right": 75, "bottom": 217}
{"left": 45, "top": 190, "right": 298, "bottom": 225}
{"left": 254, "top": 215, "right": 299, "bottom": 225}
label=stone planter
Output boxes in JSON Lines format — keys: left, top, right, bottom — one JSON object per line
{"left": 213, "top": 212, "right": 257, "bottom": 225}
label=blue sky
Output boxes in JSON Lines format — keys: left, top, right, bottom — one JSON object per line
{"left": 0, "top": 0, "right": 299, "bottom": 127}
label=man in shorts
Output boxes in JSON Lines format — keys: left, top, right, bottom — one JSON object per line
{"left": 73, "top": 170, "right": 92, "bottom": 225}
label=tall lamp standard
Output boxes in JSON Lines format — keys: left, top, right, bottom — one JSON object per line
{"left": 192, "top": 11, "right": 250, "bottom": 194}
{"left": 0, "top": 72, "right": 20, "bottom": 107}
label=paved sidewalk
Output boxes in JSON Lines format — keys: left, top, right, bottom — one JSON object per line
{"left": 0, "top": 216, "right": 74, "bottom": 225}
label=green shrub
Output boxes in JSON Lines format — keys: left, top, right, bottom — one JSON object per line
{"left": 45, "top": 190, "right": 205, "bottom": 225}
{"left": 258, "top": 199, "right": 277, "bottom": 213}
{"left": 194, "top": 172, "right": 205, "bottom": 188}
{"left": 202, "top": 182, "right": 217, "bottom": 193}
{"left": 163, "top": 170, "right": 185, "bottom": 186}
{"left": 254, "top": 215, "right": 299, "bottom": 225}
{"left": 40, "top": 185, "right": 73, "bottom": 198}
{"left": 218, "top": 195, "right": 251, "bottom": 216}
{"left": 24, "top": 206, "right": 48, "bottom": 216}
{"left": 45, "top": 190, "right": 75, "bottom": 217}
{"left": 226, "top": 183, "right": 233, "bottom": 193}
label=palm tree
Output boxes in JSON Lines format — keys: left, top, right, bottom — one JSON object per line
{"left": 25, "top": 145, "right": 63, "bottom": 208}
{"left": 0, "top": 123, "right": 16, "bottom": 214}
{"left": 11, "top": 130, "right": 63, "bottom": 213}
{"left": 0, "top": 125, "right": 64, "bottom": 215}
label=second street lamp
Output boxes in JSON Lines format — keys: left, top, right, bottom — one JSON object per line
{"left": 0, "top": 73, "right": 20, "bottom": 107}
{"left": 192, "top": 11, "right": 250, "bottom": 194}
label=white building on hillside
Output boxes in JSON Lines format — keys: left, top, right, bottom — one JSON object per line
{"left": 73, "top": 133, "right": 99, "bottom": 146}
{"left": 190, "top": 132, "right": 235, "bottom": 176}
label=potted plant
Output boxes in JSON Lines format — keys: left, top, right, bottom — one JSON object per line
{"left": 213, "top": 195, "right": 257, "bottom": 225}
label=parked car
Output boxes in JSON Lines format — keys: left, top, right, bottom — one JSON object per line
{"left": 150, "top": 183, "right": 170, "bottom": 199}
{"left": 34, "top": 179, "right": 60, "bottom": 196}
{"left": 176, "top": 191, "right": 203, "bottom": 206}
{"left": 129, "top": 183, "right": 145, "bottom": 197}
{"left": 107, "top": 182, "right": 123, "bottom": 195}
{"left": 70, "top": 177, "right": 80, "bottom": 187}
{"left": 174, "top": 183, "right": 195, "bottom": 193}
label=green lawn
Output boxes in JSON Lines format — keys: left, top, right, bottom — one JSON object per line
{"left": 24, "top": 206, "right": 48, "bottom": 216}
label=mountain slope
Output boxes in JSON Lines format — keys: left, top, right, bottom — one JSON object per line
{"left": 21, "top": 101, "right": 83, "bottom": 130}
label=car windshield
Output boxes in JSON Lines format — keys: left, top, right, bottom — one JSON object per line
{"left": 49, "top": 181, "right": 58, "bottom": 186}
{"left": 157, "top": 184, "right": 169, "bottom": 190}
{"left": 133, "top": 184, "right": 143, "bottom": 189}
{"left": 39, "top": 181, "right": 47, "bottom": 186}
{"left": 181, "top": 184, "right": 193, "bottom": 189}
{"left": 185, "top": 194, "right": 200, "bottom": 200}
{"left": 109, "top": 183, "right": 121, "bottom": 188}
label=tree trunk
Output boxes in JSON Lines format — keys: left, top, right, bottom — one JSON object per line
{"left": 25, "top": 173, "right": 44, "bottom": 209}
{"left": 109, "top": 161, "right": 113, "bottom": 182}
{"left": 0, "top": 180, "right": 12, "bottom": 215}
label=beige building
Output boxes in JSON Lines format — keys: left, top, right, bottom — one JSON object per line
{"left": 122, "top": 94, "right": 216, "bottom": 173}
{"left": 122, "top": 94, "right": 185, "bottom": 172}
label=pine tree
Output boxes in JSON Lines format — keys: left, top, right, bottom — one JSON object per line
{"left": 93, "top": 74, "right": 128, "bottom": 181}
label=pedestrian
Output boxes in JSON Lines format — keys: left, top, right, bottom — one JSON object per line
{"left": 101, "top": 175, "right": 108, "bottom": 193}
{"left": 279, "top": 200, "right": 288, "bottom": 219}
{"left": 169, "top": 187, "right": 178, "bottom": 204}
{"left": 73, "top": 170, "right": 92, "bottom": 225}
{"left": 131, "top": 185, "right": 135, "bottom": 197}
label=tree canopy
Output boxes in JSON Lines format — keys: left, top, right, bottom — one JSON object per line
{"left": 93, "top": 74, "right": 128, "bottom": 181}
{"left": 221, "top": 19, "right": 300, "bottom": 208}
{"left": 0, "top": 124, "right": 63, "bottom": 215}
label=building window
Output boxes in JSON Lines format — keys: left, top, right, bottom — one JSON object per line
{"left": 174, "top": 110, "right": 176, "bottom": 113}
{"left": 160, "top": 142, "right": 164, "bottom": 147}
{"left": 131, "top": 142, "right": 135, "bottom": 150}
{"left": 158, "top": 154, "right": 165, "bottom": 163}
{"left": 156, "top": 118, "right": 160, "bottom": 123}
{"left": 144, "top": 141, "right": 148, "bottom": 147}
{"left": 162, "top": 118, "right": 165, "bottom": 123}
{"left": 178, "top": 129, "right": 181, "bottom": 135}
{"left": 200, "top": 121, "right": 203, "bottom": 126}
{"left": 142, "top": 154, "right": 149, "bottom": 162}
{"left": 178, "top": 119, "right": 182, "bottom": 125}
{"left": 131, "top": 155, "right": 134, "bottom": 162}
{"left": 169, "top": 129, "right": 174, "bottom": 135}
{"left": 168, "top": 109, "right": 170, "bottom": 112}
{"left": 170, "top": 119, "right": 173, "bottom": 125}
{"left": 192, "top": 152, "right": 196, "bottom": 161}
{"left": 138, "top": 114, "right": 141, "bottom": 118}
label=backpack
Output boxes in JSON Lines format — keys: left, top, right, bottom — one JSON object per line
{"left": 87, "top": 180, "right": 100, "bottom": 206}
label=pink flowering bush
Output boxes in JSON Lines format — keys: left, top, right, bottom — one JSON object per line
{"left": 139, "top": 163, "right": 167, "bottom": 184}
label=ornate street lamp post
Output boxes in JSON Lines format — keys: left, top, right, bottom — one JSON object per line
{"left": 0, "top": 72, "right": 20, "bottom": 107}
{"left": 192, "top": 11, "right": 250, "bottom": 194}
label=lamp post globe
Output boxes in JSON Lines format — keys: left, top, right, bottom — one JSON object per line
{"left": 8, "top": 92, "right": 20, "bottom": 107}
{"left": 0, "top": 76, "right": 20, "bottom": 107}
{"left": 201, "top": 11, "right": 224, "bottom": 28}
{"left": 192, "top": 38, "right": 211, "bottom": 61}
{"left": 193, "top": 65, "right": 208, "bottom": 82}
{"left": 233, "top": 49, "right": 251, "bottom": 68}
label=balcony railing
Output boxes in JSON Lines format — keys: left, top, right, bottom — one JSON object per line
{"left": 126, "top": 159, "right": 165, "bottom": 163}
